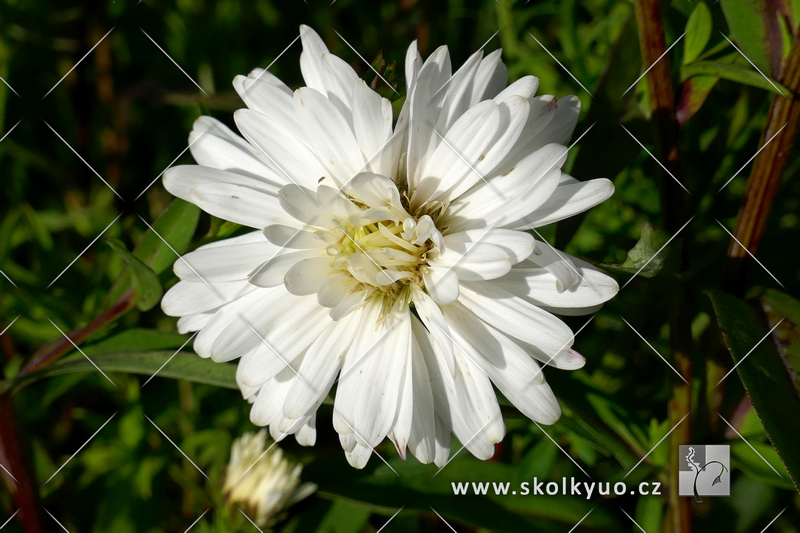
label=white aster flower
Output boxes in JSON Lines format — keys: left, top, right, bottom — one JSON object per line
{"left": 162, "top": 25, "right": 618, "bottom": 468}
{"left": 224, "top": 430, "right": 315, "bottom": 526}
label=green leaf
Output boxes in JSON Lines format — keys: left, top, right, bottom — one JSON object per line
{"left": 106, "top": 238, "right": 163, "bottom": 311}
{"left": 600, "top": 223, "right": 680, "bottom": 278}
{"left": 681, "top": 61, "right": 789, "bottom": 95}
{"left": 683, "top": 2, "right": 713, "bottom": 65}
{"left": 720, "top": 0, "right": 787, "bottom": 77}
{"left": 730, "top": 441, "right": 794, "bottom": 490}
{"left": 677, "top": 75, "right": 718, "bottom": 124}
{"left": 135, "top": 199, "right": 201, "bottom": 275}
{"left": 707, "top": 289, "right": 800, "bottom": 491}
{"left": 0, "top": 351, "right": 237, "bottom": 394}
{"left": 759, "top": 288, "right": 800, "bottom": 395}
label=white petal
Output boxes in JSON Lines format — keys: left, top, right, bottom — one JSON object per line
{"left": 456, "top": 281, "right": 574, "bottom": 355}
{"left": 443, "top": 303, "right": 562, "bottom": 424}
{"left": 299, "top": 25, "right": 330, "bottom": 95}
{"left": 284, "top": 257, "right": 333, "bottom": 295}
{"left": 174, "top": 239, "right": 277, "bottom": 282}
{"left": 283, "top": 313, "right": 360, "bottom": 419}
{"left": 493, "top": 75, "right": 539, "bottom": 102}
{"left": 415, "top": 100, "right": 501, "bottom": 204}
{"left": 406, "top": 335, "right": 436, "bottom": 463}
{"left": 514, "top": 176, "right": 615, "bottom": 229}
{"left": 188, "top": 117, "right": 284, "bottom": 186}
{"left": 468, "top": 49, "right": 507, "bottom": 105}
{"left": 248, "top": 249, "right": 323, "bottom": 288}
{"left": 294, "top": 88, "right": 366, "bottom": 185}
{"left": 189, "top": 180, "right": 293, "bottom": 229}
{"left": 433, "top": 50, "right": 483, "bottom": 133}
{"left": 233, "top": 109, "right": 330, "bottom": 190}
{"left": 527, "top": 241, "right": 580, "bottom": 293}
{"left": 422, "top": 265, "right": 459, "bottom": 305}
{"left": 162, "top": 280, "right": 256, "bottom": 316}
{"left": 263, "top": 225, "right": 324, "bottom": 250}
{"left": 412, "top": 288, "right": 456, "bottom": 376}
{"left": 404, "top": 40, "right": 423, "bottom": 92}
{"left": 211, "top": 289, "right": 330, "bottom": 363}
{"left": 295, "top": 414, "right": 317, "bottom": 446}
{"left": 352, "top": 79, "right": 393, "bottom": 160}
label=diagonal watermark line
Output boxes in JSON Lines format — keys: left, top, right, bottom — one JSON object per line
{"left": 430, "top": 508, "right": 457, "bottom": 533}
{"left": 0, "top": 77, "right": 20, "bottom": 98}
{"left": 334, "top": 30, "right": 400, "bottom": 96}
{"left": 0, "top": 463, "right": 18, "bottom": 485}
{"left": 715, "top": 218, "right": 784, "bottom": 288}
{"left": 624, "top": 412, "right": 690, "bottom": 479}
{"left": 715, "top": 317, "right": 785, "bottom": 388}
{"left": 620, "top": 316, "right": 688, "bottom": 384}
{"left": 0, "top": 509, "right": 19, "bottom": 529}
{"left": 620, "top": 124, "right": 690, "bottom": 194}
{"left": 335, "top": 320, "right": 398, "bottom": 384}
{"left": 760, "top": 507, "right": 787, "bottom": 533}
{"left": 337, "top": 415, "right": 400, "bottom": 476}
{"left": 528, "top": 32, "right": 593, "bottom": 97}
{"left": 48, "top": 213, "right": 122, "bottom": 288}
{"left": 43, "top": 27, "right": 115, "bottom": 99}
{"left": 44, "top": 509, "right": 70, "bottom": 533}
{"left": 718, "top": 413, "right": 784, "bottom": 479}
{"left": 45, "top": 412, "right": 117, "bottom": 484}
{"left": 140, "top": 28, "right": 208, "bottom": 96}
{"left": 0, "top": 120, "right": 21, "bottom": 144}
{"left": 47, "top": 213, "right": 122, "bottom": 289}
{"left": 720, "top": 32, "right": 786, "bottom": 97}
{"left": 0, "top": 268, "right": 17, "bottom": 289}
{"left": 235, "top": 428, "right": 290, "bottom": 482}
{"left": 242, "top": 320, "right": 314, "bottom": 389}
{"left": 142, "top": 332, "right": 199, "bottom": 387}
{"left": 237, "top": 507, "right": 264, "bottom": 532}
{"left": 376, "top": 506, "right": 405, "bottom": 533}
{"left": 135, "top": 130, "right": 208, "bottom": 201}
{"left": 568, "top": 507, "right": 595, "bottom": 533}
{"left": 0, "top": 316, "right": 19, "bottom": 338}
{"left": 46, "top": 317, "right": 118, "bottom": 387}
{"left": 145, "top": 415, "right": 209, "bottom": 479}
{"left": 184, "top": 509, "right": 209, "bottom": 532}
{"left": 718, "top": 122, "right": 788, "bottom": 193}
{"left": 433, "top": 418, "right": 494, "bottom": 477}
{"left": 245, "top": 34, "right": 301, "bottom": 95}
{"left": 44, "top": 121, "right": 123, "bottom": 200}
{"left": 621, "top": 216, "right": 694, "bottom": 290}
{"left": 529, "top": 314, "right": 596, "bottom": 384}
{"left": 622, "top": 32, "right": 686, "bottom": 97}
{"left": 431, "top": 127, "right": 507, "bottom": 202}
{"left": 621, "top": 508, "right": 647, "bottom": 533}
{"left": 479, "top": 29, "right": 501, "bottom": 52}
{"left": 534, "top": 421, "right": 592, "bottom": 479}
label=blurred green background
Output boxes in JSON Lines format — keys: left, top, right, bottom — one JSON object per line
{"left": 1, "top": 0, "right": 799, "bottom": 531}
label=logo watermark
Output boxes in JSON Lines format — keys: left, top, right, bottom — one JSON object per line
{"left": 678, "top": 445, "right": 730, "bottom": 502}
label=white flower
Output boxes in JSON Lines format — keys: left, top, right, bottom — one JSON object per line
{"left": 162, "top": 25, "right": 618, "bottom": 469}
{"left": 224, "top": 430, "right": 315, "bottom": 525}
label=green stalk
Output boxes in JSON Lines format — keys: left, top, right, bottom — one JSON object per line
{"left": 722, "top": 34, "right": 800, "bottom": 291}
{"left": 632, "top": 0, "right": 693, "bottom": 531}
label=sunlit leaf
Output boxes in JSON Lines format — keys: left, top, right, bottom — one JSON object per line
{"left": 720, "top": 0, "right": 789, "bottom": 76}
{"left": 600, "top": 223, "right": 681, "bottom": 278}
{"left": 683, "top": 2, "right": 713, "bottom": 65}
{"left": 106, "top": 238, "right": 163, "bottom": 311}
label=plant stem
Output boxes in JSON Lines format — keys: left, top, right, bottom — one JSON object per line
{"left": 0, "top": 393, "right": 45, "bottom": 533}
{"left": 18, "top": 292, "right": 134, "bottom": 376}
{"left": 633, "top": 0, "right": 693, "bottom": 531}
{"left": 722, "top": 35, "right": 800, "bottom": 292}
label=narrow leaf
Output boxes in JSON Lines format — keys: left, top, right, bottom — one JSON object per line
{"left": 677, "top": 75, "right": 718, "bottom": 124}
{"left": 720, "top": 0, "right": 787, "bottom": 76}
{"left": 106, "top": 237, "right": 163, "bottom": 311}
{"left": 681, "top": 61, "right": 789, "bottom": 95}
{"left": 708, "top": 289, "right": 800, "bottom": 490}
{"left": 683, "top": 2, "right": 713, "bottom": 65}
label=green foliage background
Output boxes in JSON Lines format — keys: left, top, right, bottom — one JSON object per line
{"left": 1, "top": 0, "right": 799, "bottom": 531}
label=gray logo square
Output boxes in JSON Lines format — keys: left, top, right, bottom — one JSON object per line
{"left": 678, "top": 445, "right": 730, "bottom": 501}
